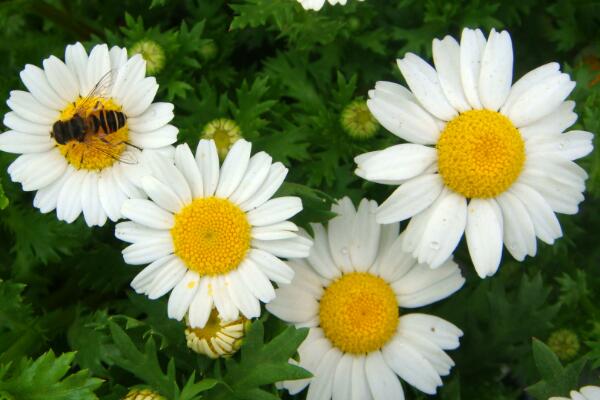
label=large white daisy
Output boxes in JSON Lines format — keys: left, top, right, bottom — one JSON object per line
{"left": 116, "top": 139, "right": 312, "bottom": 328}
{"left": 298, "top": 0, "right": 364, "bottom": 11}
{"left": 551, "top": 386, "right": 600, "bottom": 400}
{"left": 0, "top": 42, "right": 177, "bottom": 226}
{"left": 355, "top": 28, "right": 594, "bottom": 278}
{"left": 267, "top": 197, "right": 464, "bottom": 399}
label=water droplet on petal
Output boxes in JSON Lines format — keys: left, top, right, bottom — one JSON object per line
{"left": 429, "top": 241, "right": 440, "bottom": 250}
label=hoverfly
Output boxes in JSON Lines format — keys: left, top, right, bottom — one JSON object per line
{"left": 51, "top": 71, "right": 138, "bottom": 165}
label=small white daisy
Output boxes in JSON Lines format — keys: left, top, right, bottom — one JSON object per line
{"left": 355, "top": 28, "right": 594, "bottom": 278}
{"left": 298, "top": 0, "right": 364, "bottom": 11}
{"left": 116, "top": 139, "right": 312, "bottom": 328}
{"left": 267, "top": 197, "right": 464, "bottom": 399}
{"left": 0, "top": 42, "right": 177, "bottom": 226}
{"left": 550, "top": 386, "right": 600, "bottom": 400}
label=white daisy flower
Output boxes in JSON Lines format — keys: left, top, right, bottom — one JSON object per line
{"left": 267, "top": 197, "right": 464, "bottom": 399}
{"left": 0, "top": 42, "right": 177, "bottom": 226}
{"left": 298, "top": 0, "right": 364, "bottom": 11}
{"left": 355, "top": 28, "right": 594, "bottom": 278}
{"left": 116, "top": 139, "right": 312, "bottom": 328}
{"left": 550, "top": 386, "right": 600, "bottom": 400}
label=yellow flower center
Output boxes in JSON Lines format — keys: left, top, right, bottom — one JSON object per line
{"left": 436, "top": 109, "right": 525, "bottom": 198}
{"left": 201, "top": 119, "right": 241, "bottom": 160}
{"left": 171, "top": 197, "right": 251, "bottom": 276}
{"left": 319, "top": 272, "right": 399, "bottom": 354}
{"left": 57, "top": 97, "right": 128, "bottom": 171}
{"left": 185, "top": 309, "right": 248, "bottom": 358}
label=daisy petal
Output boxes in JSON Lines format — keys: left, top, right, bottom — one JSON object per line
{"left": 227, "top": 270, "right": 261, "bottom": 319}
{"left": 188, "top": 279, "right": 213, "bottom": 328}
{"left": 478, "top": 29, "right": 513, "bottom": 111}
{"left": 228, "top": 152, "right": 272, "bottom": 205}
{"left": 237, "top": 258, "right": 276, "bottom": 303}
{"left": 526, "top": 130, "right": 594, "bottom": 161}
{"left": 0, "top": 131, "right": 54, "bottom": 154}
{"left": 247, "top": 196, "right": 302, "bottom": 227}
{"left": 500, "top": 62, "right": 560, "bottom": 115}
{"left": 168, "top": 270, "right": 200, "bottom": 320}
{"left": 496, "top": 191, "right": 537, "bottom": 261}
{"left": 127, "top": 102, "right": 175, "bottom": 132}
{"left": 350, "top": 199, "right": 380, "bottom": 271}
{"left": 382, "top": 339, "right": 442, "bottom": 395}
{"left": 397, "top": 54, "right": 457, "bottom": 121}
{"left": 239, "top": 162, "right": 288, "bottom": 211}
{"left": 43, "top": 55, "right": 80, "bottom": 104}
{"left": 351, "top": 357, "right": 372, "bottom": 400}
{"left": 365, "top": 351, "right": 404, "bottom": 400}
{"left": 266, "top": 285, "right": 319, "bottom": 323}
{"left": 518, "top": 101, "right": 577, "bottom": 139}
{"left": 174, "top": 144, "right": 204, "bottom": 198}
{"left": 355, "top": 144, "right": 437, "bottom": 182}
{"left": 308, "top": 223, "right": 341, "bottom": 280}
{"left": 377, "top": 174, "right": 444, "bottom": 224}
{"left": 432, "top": 36, "right": 470, "bottom": 113}
{"left": 3, "top": 112, "right": 51, "bottom": 136}
{"left": 215, "top": 139, "right": 251, "bottom": 198}
{"left": 465, "top": 198, "right": 504, "bottom": 278}
{"left": 509, "top": 183, "right": 562, "bottom": 245}
{"left": 65, "top": 42, "right": 90, "bottom": 96}
{"left": 20, "top": 64, "right": 65, "bottom": 110}
{"left": 306, "top": 348, "right": 343, "bottom": 400}
{"left": 248, "top": 249, "right": 295, "bottom": 284}
{"left": 142, "top": 175, "right": 184, "bottom": 213}
{"left": 121, "top": 199, "right": 174, "bottom": 230}
{"left": 195, "top": 139, "right": 220, "bottom": 197}
{"left": 56, "top": 169, "right": 86, "bottom": 223}
{"left": 7, "top": 90, "right": 59, "bottom": 124}
{"left": 122, "top": 236, "right": 174, "bottom": 265}
{"left": 399, "top": 313, "right": 463, "bottom": 350}
{"left": 460, "top": 28, "right": 487, "bottom": 109}
{"left": 332, "top": 354, "right": 353, "bottom": 400}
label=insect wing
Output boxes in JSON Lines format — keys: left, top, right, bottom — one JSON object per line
{"left": 74, "top": 69, "right": 115, "bottom": 115}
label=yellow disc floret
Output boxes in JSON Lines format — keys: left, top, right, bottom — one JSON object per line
{"left": 319, "top": 272, "right": 399, "bottom": 354}
{"left": 57, "top": 97, "right": 128, "bottom": 171}
{"left": 436, "top": 109, "right": 525, "bottom": 198}
{"left": 171, "top": 197, "right": 251, "bottom": 276}
{"left": 185, "top": 309, "right": 249, "bottom": 358}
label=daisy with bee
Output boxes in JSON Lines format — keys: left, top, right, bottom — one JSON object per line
{"left": 0, "top": 42, "right": 178, "bottom": 226}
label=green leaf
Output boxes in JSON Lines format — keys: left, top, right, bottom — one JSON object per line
{"left": 526, "top": 338, "right": 586, "bottom": 399}
{"left": 206, "top": 321, "right": 310, "bottom": 400}
{"left": 0, "top": 351, "right": 102, "bottom": 399}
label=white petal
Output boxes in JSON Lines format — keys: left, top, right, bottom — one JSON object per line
{"left": 168, "top": 270, "right": 200, "bottom": 320}
{"left": 399, "top": 313, "right": 463, "bottom": 350}
{"left": 20, "top": 64, "right": 65, "bottom": 110}
{"left": 131, "top": 255, "right": 175, "bottom": 294}
{"left": 518, "top": 101, "right": 577, "bottom": 139}
{"left": 129, "top": 125, "right": 178, "bottom": 149}
{"left": 81, "top": 172, "right": 107, "bottom": 227}
{"left": 174, "top": 144, "right": 203, "bottom": 198}
{"left": 518, "top": 170, "right": 584, "bottom": 215}
{"left": 0, "top": 131, "right": 54, "bottom": 154}
{"left": 147, "top": 257, "right": 187, "bottom": 299}
{"left": 113, "top": 162, "right": 145, "bottom": 199}
{"left": 122, "top": 77, "right": 159, "bottom": 117}
{"left": 332, "top": 354, "right": 353, "bottom": 400}
{"left": 239, "top": 162, "right": 288, "bottom": 211}
{"left": 121, "top": 199, "right": 174, "bottom": 229}
{"left": 237, "top": 258, "right": 276, "bottom": 303}
{"left": 188, "top": 279, "right": 213, "bottom": 328}
{"left": 478, "top": 29, "right": 513, "bottom": 111}
{"left": 581, "top": 386, "right": 600, "bottom": 400}
{"left": 122, "top": 236, "right": 174, "bottom": 265}
{"left": 3, "top": 112, "right": 51, "bottom": 136}
{"left": 526, "top": 130, "right": 594, "bottom": 161}
{"left": 328, "top": 197, "right": 356, "bottom": 272}
{"left": 355, "top": 144, "right": 437, "bottom": 183}
{"left": 228, "top": 152, "right": 272, "bottom": 205}
{"left": 382, "top": 339, "right": 442, "bottom": 395}
{"left": 287, "top": 259, "right": 325, "bottom": 299}
{"left": 143, "top": 150, "right": 191, "bottom": 204}
{"left": 65, "top": 42, "right": 90, "bottom": 96}
{"left": 247, "top": 196, "right": 302, "bottom": 227}
{"left": 496, "top": 191, "right": 537, "bottom": 261}
{"left": 372, "top": 235, "right": 417, "bottom": 283}
{"left": 506, "top": 73, "right": 575, "bottom": 127}
{"left": 43, "top": 55, "right": 80, "bottom": 103}
{"left": 227, "top": 270, "right": 261, "bottom": 319}
{"left": 509, "top": 183, "right": 562, "bottom": 244}
{"left": 307, "top": 223, "right": 341, "bottom": 280}
{"left": 465, "top": 198, "right": 503, "bottom": 278}
{"left": 248, "top": 249, "right": 295, "bottom": 284}
{"left": 211, "top": 276, "right": 239, "bottom": 321}
{"left": 56, "top": 169, "right": 86, "bottom": 223}
{"left": 215, "top": 139, "right": 252, "bottom": 198}
{"left": 460, "top": 28, "right": 487, "bottom": 109}
{"left": 377, "top": 174, "right": 444, "bottom": 224}
{"left": 251, "top": 221, "right": 298, "bottom": 240}
{"left": 414, "top": 190, "right": 467, "bottom": 268}
{"left": 86, "top": 44, "right": 111, "bottom": 95}
{"left": 142, "top": 175, "right": 183, "bottom": 213}
{"left": 128, "top": 102, "right": 174, "bottom": 132}
{"left": 115, "top": 221, "right": 167, "bottom": 243}
{"left": 306, "top": 348, "right": 343, "bottom": 400}
{"left": 98, "top": 167, "right": 127, "bottom": 222}
{"left": 432, "top": 36, "right": 470, "bottom": 112}
{"left": 397, "top": 54, "right": 457, "bottom": 121}
{"left": 350, "top": 199, "right": 380, "bottom": 271}
{"left": 396, "top": 333, "right": 455, "bottom": 376}
{"left": 252, "top": 235, "right": 312, "bottom": 259}
{"left": 393, "top": 259, "right": 465, "bottom": 307}
{"left": 33, "top": 167, "right": 73, "bottom": 213}
{"left": 500, "top": 62, "right": 560, "bottom": 115}
{"left": 195, "top": 139, "right": 220, "bottom": 197}
{"left": 7, "top": 90, "right": 59, "bottom": 124}
{"left": 109, "top": 46, "right": 128, "bottom": 71}
{"left": 351, "top": 356, "right": 372, "bottom": 400}
{"left": 266, "top": 285, "right": 318, "bottom": 323}
{"left": 365, "top": 351, "right": 404, "bottom": 400}
{"left": 8, "top": 150, "right": 67, "bottom": 191}
{"left": 110, "top": 54, "right": 145, "bottom": 101}
{"left": 367, "top": 82, "right": 441, "bottom": 144}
